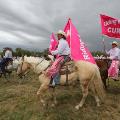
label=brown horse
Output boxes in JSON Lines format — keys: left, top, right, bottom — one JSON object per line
{"left": 17, "top": 56, "right": 106, "bottom": 109}
{"left": 95, "top": 59, "right": 109, "bottom": 89}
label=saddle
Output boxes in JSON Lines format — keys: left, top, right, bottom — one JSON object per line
{"left": 48, "top": 56, "right": 76, "bottom": 86}
{"left": 59, "top": 61, "right": 75, "bottom": 75}
{"left": 59, "top": 60, "right": 76, "bottom": 85}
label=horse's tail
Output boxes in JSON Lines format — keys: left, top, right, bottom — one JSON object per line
{"left": 91, "top": 66, "right": 106, "bottom": 102}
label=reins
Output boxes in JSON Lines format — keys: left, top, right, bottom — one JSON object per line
{"left": 35, "top": 58, "right": 45, "bottom": 68}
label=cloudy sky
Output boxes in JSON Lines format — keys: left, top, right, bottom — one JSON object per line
{"left": 0, "top": 0, "right": 119, "bottom": 51}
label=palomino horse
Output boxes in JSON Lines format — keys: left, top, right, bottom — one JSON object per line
{"left": 17, "top": 56, "right": 106, "bottom": 109}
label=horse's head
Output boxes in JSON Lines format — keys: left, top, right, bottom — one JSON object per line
{"left": 17, "top": 56, "right": 31, "bottom": 77}
{"left": 12, "top": 59, "right": 19, "bottom": 70}
{"left": 17, "top": 56, "right": 51, "bottom": 77}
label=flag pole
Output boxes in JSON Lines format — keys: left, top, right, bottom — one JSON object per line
{"left": 102, "top": 35, "right": 106, "bottom": 53}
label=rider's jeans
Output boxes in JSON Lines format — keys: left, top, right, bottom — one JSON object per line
{"left": 52, "top": 55, "right": 70, "bottom": 85}
{"left": 52, "top": 72, "right": 60, "bottom": 85}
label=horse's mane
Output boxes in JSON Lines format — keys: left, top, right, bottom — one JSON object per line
{"left": 24, "top": 56, "right": 44, "bottom": 64}
{"left": 23, "top": 56, "right": 51, "bottom": 72}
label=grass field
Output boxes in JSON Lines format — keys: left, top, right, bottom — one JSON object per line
{"left": 0, "top": 71, "right": 120, "bottom": 120}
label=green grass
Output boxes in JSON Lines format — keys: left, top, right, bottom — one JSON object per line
{"left": 0, "top": 72, "right": 120, "bottom": 120}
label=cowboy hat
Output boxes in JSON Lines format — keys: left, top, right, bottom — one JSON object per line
{"left": 57, "top": 30, "right": 67, "bottom": 38}
{"left": 111, "top": 41, "right": 118, "bottom": 45}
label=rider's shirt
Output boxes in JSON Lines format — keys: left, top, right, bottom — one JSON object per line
{"left": 51, "top": 38, "right": 70, "bottom": 56}
{"left": 106, "top": 47, "right": 120, "bottom": 60}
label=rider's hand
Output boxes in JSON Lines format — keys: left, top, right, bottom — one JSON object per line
{"left": 51, "top": 51, "right": 54, "bottom": 55}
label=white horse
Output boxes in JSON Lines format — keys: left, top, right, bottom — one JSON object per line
{"left": 6, "top": 58, "right": 20, "bottom": 71}
{"left": 17, "top": 56, "right": 106, "bottom": 109}
{"left": 0, "top": 58, "right": 20, "bottom": 78}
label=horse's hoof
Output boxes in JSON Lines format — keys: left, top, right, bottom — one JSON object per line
{"left": 54, "top": 101, "right": 58, "bottom": 105}
{"left": 75, "top": 105, "right": 80, "bottom": 110}
{"left": 36, "top": 92, "right": 40, "bottom": 96}
{"left": 75, "top": 104, "right": 83, "bottom": 110}
{"left": 51, "top": 103, "right": 55, "bottom": 107}
{"left": 97, "top": 104, "right": 100, "bottom": 107}
{"left": 43, "top": 103, "right": 46, "bottom": 107}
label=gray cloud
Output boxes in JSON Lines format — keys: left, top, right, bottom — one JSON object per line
{"left": 0, "top": 0, "right": 120, "bottom": 51}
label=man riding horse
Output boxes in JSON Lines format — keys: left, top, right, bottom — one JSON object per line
{"left": 44, "top": 30, "right": 70, "bottom": 87}
{"left": 106, "top": 41, "right": 120, "bottom": 81}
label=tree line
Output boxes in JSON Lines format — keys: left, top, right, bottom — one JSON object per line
{"left": 0, "top": 47, "right": 105, "bottom": 57}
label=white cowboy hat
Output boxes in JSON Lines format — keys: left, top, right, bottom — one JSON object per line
{"left": 111, "top": 41, "right": 118, "bottom": 45}
{"left": 57, "top": 30, "right": 67, "bottom": 38}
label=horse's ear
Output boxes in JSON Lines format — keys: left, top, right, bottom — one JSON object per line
{"left": 43, "top": 54, "right": 51, "bottom": 61}
{"left": 48, "top": 55, "right": 54, "bottom": 61}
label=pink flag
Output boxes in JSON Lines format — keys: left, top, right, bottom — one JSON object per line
{"left": 64, "top": 19, "right": 96, "bottom": 64}
{"left": 49, "top": 33, "right": 58, "bottom": 53}
{"left": 100, "top": 14, "right": 120, "bottom": 38}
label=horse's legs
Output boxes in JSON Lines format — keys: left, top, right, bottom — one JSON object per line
{"left": 1, "top": 65, "right": 7, "bottom": 79}
{"left": 75, "top": 83, "right": 88, "bottom": 110}
{"left": 6, "top": 70, "right": 11, "bottom": 79}
{"left": 53, "top": 95, "right": 57, "bottom": 105}
{"left": 37, "top": 83, "right": 49, "bottom": 106}
{"left": 102, "top": 79, "right": 107, "bottom": 89}
{"left": 94, "top": 95, "right": 100, "bottom": 107}
{"left": 51, "top": 87, "right": 58, "bottom": 107}
{"left": 90, "top": 83, "right": 100, "bottom": 107}
{"left": 3, "top": 70, "right": 7, "bottom": 79}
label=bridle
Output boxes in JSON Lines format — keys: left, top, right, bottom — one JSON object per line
{"left": 18, "top": 57, "right": 45, "bottom": 77}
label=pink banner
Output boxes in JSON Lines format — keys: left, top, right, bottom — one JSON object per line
{"left": 64, "top": 19, "right": 96, "bottom": 64}
{"left": 100, "top": 14, "right": 120, "bottom": 38}
{"left": 49, "top": 33, "right": 58, "bottom": 53}
{"left": 64, "top": 20, "right": 71, "bottom": 46}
